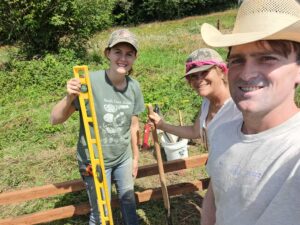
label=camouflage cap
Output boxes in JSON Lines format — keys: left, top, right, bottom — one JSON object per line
{"left": 185, "top": 48, "right": 224, "bottom": 76}
{"left": 107, "top": 29, "right": 138, "bottom": 51}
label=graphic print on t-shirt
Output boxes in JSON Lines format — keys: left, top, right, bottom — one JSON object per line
{"left": 101, "top": 98, "right": 131, "bottom": 146}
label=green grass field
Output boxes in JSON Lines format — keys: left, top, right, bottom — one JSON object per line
{"left": 0, "top": 8, "right": 239, "bottom": 225}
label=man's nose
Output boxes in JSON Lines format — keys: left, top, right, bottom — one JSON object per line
{"left": 239, "top": 62, "right": 259, "bottom": 81}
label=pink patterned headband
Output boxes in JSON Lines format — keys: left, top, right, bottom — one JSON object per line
{"left": 185, "top": 60, "right": 228, "bottom": 75}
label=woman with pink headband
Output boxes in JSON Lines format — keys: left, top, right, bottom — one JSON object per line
{"left": 149, "top": 48, "right": 241, "bottom": 150}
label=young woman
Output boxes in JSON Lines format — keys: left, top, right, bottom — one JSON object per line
{"left": 51, "top": 29, "right": 144, "bottom": 225}
{"left": 149, "top": 48, "right": 241, "bottom": 150}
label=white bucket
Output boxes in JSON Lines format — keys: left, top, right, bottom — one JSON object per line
{"left": 161, "top": 138, "right": 189, "bottom": 161}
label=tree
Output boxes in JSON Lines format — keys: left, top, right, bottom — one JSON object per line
{"left": 0, "top": 0, "right": 115, "bottom": 56}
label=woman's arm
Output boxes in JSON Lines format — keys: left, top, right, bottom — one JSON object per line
{"left": 130, "top": 115, "right": 140, "bottom": 178}
{"left": 148, "top": 112, "right": 201, "bottom": 139}
{"left": 50, "top": 78, "right": 80, "bottom": 125}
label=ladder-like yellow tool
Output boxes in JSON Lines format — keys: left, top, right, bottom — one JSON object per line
{"left": 73, "top": 65, "right": 114, "bottom": 225}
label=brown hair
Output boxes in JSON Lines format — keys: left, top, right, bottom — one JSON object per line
{"left": 259, "top": 40, "right": 300, "bottom": 63}
{"left": 227, "top": 40, "right": 300, "bottom": 64}
{"left": 227, "top": 40, "right": 300, "bottom": 87}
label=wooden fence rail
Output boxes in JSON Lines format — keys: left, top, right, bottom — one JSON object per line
{"left": 0, "top": 154, "right": 209, "bottom": 225}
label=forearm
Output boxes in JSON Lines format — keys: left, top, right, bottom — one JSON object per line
{"left": 158, "top": 121, "right": 200, "bottom": 139}
{"left": 150, "top": 111, "right": 201, "bottom": 139}
{"left": 130, "top": 116, "right": 140, "bottom": 178}
{"left": 130, "top": 116, "right": 140, "bottom": 161}
{"left": 201, "top": 182, "right": 216, "bottom": 225}
{"left": 131, "top": 133, "right": 139, "bottom": 161}
{"left": 50, "top": 95, "right": 76, "bottom": 125}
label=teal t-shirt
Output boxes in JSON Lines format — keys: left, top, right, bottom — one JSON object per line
{"left": 76, "top": 70, "right": 145, "bottom": 168}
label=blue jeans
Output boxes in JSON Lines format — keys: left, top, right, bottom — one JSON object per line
{"left": 82, "top": 158, "right": 138, "bottom": 225}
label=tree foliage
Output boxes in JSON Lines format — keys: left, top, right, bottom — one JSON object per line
{"left": 113, "top": 0, "right": 237, "bottom": 25}
{"left": 0, "top": 0, "right": 115, "bottom": 55}
{"left": 0, "top": 0, "right": 237, "bottom": 56}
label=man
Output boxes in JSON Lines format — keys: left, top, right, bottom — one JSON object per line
{"left": 200, "top": 0, "right": 300, "bottom": 225}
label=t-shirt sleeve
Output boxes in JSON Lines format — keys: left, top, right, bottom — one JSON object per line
{"left": 133, "top": 80, "right": 145, "bottom": 115}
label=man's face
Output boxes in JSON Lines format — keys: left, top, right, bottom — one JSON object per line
{"left": 227, "top": 41, "right": 300, "bottom": 117}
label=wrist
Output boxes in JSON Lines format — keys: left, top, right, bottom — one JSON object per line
{"left": 133, "top": 157, "right": 139, "bottom": 162}
{"left": 65, "top": 94, "right": 76, "bottom": 103}
{"left": 156, "top": 119, "right": 165, "bottom": 129}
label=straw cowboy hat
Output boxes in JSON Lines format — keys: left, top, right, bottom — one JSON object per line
{"left": 201, "top": 0, "right": 300, "bottom": 47}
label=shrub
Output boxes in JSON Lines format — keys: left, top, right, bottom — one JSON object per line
{"left": 113, "top": 0, "right": 237, "bottom": 25}
{"left": 0, "top": 0, "right": 115, "bottom": 56}
{"left": 0, "top": 49, "right": 84, "bottom": 98}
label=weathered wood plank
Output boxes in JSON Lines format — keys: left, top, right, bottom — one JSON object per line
{"left": 0, "top": 179, "right": 85, "bottom": 205}
{"left": 0, "top": 154, "right": 208, "bottom": 205}
{"left": 0, "top": 178, "right": 209, "bottom": 225}
{"left": 137, "top": 154, "right": 208, "bottom": 178}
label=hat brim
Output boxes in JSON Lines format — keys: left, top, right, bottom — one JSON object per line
{"left": 184, "top": 64, "right": 215, "bottom": 78}
{"left": 109, "top": 39, "right": 138, "bottom": 51}
{"left": 201, "top": 19, "right": 300, "bottom": 47}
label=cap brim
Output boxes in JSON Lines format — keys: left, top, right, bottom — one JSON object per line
{"left": 201, "top": 19, "right": 300, "bottom": 47}
{"left": 183, "top": 65, "right": 214, "bottom": 78}
{"left": 109, "top": 39, "right": 138, "bottom": 51}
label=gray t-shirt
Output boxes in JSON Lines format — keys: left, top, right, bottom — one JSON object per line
{"left": 76, "top": 70, "right": 145, "bottom": 168}
{"left": 207, "top": 112, "right": 300, "bottom": 225}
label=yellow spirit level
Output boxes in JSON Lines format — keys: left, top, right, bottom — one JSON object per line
{"left": 73, "top": 65, "right": 114, "bottom": 225}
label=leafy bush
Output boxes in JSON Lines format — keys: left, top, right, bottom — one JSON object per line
{"left": 0, "top": 0, "right": 115, "bottom": 55}
{"left": 0, "top": 49, "right": 85, "bottom": 98}
{"left": 0, "top": 0, "right": 236, "bottom": 56}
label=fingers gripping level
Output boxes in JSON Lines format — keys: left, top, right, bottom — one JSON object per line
{"left": 73, "top": 66, "right": 114, "bottom": 225}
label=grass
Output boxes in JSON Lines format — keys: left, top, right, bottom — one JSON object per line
{"left": 0, "top": 9, "right": 237, "bottom": 224}
{"left": 0, "top": 45, "right": 19, "bottom": 66}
